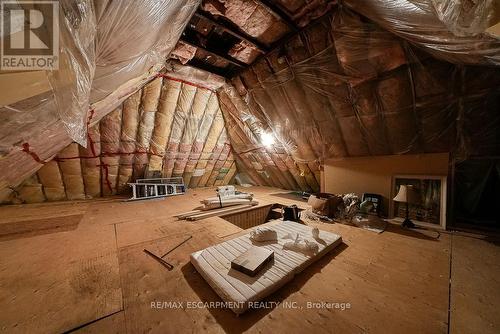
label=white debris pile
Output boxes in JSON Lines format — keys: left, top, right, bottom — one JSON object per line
{"left": 282, "top": 229, "right": 321, "bottom": 255}
{"left": 249, "top": 227, "right": 278, "bottom": 242}
{"left": 200, "top": 185, "right": 256, "bottom": 210}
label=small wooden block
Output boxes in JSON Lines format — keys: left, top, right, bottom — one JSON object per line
{"left": 231, "top": 247, "right": 274, "bottom": 277}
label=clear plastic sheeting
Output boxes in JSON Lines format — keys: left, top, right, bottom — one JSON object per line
{"left": 61, "top": 0, "right": 199, "bottom": 145}
{"left": 91, "top": 0, "right": 199, "bottom": 102}
{"left": 219, "top": 84, "right": 321, "bottom": 193}
{"left": 2, "top": 0, "right": 199, "bottom": 147}
{"left": 343, "top": 0, "right": 500, "bottom": 65}
{"left": 164, "top": 60, "right": 227, "bottom": 91}
{"left": 0, "top": 0, "right": 200, "bottom": 202}
{"left": 220, "top": 6, "right": 500, "bottom": 192}
{"left": 424, "top": 0, "right": 498, "bottom": 37}
{"left": 5, "top": 76, "right": 237, "bottom": 204}
{"left": 46, "top": 0, "right": 96, "bottom": 146}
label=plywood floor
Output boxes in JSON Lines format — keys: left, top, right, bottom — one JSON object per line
{"left": 0, "top": 186, "right": 498, "bottom": 334}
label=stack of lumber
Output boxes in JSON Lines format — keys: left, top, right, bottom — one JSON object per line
{"left": 200, "top": 193, "right": 254, "bottom": 210}
{"left": 175, "top": 185, "right": 257, "bottom": 220}
{"left": 198, "top": 186, "right": 254, "bottom": 210}
{"left": 175, "top": 202, "right": 258, "bottom": 221}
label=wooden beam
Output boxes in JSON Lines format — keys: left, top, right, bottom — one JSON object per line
{"left": 236, "top": 9, "right": 334, "bottom": 75}
{"left": 0, "top": 71, "right": 51, "bottom": 106}
{"left": 256, "top": 0, "right": 298, "bottom": 31}
{"left": 185, "top": 204, "right": 257, "bottom": 221}
{"left": 194, "top": 12, "right": 268, "bottom": 54}
{"left": 175, "top": 204, "right": 253, "bottom": 219}
{"left": 180, "top": 38, "right": 248, "bottom": 68}
{"left": 185, "top": 58, "right": 231, "bottom": 78}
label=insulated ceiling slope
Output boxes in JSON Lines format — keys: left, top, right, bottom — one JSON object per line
{"left": 6, "top": 77, "right": 235, "bottom": 204}
{"left": 218, "top": 85, "right": 318, "bottom": 192}
{"left": 343, "top": 0, "right": 500, "bottom": 65}
{"left": 0, "top": 0, "right": 200, "bottom": 203}
{"left": 221, "top": 6, "right": 500, "bottom": 189}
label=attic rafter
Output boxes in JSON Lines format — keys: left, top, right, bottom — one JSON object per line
{"left": 256, "top": 0, "right": 298, "bottom": 32}
{"left": 193, "top": 11, "right": 268, "bottom": 54}
{"left": 186, "top": 58, "right": 230, "bottom": 78}
{"left": 180, "top": 38, "right": 248, "bottom": 69}
{"left": 236, "top": 7, "right": 335, "bottom": 76}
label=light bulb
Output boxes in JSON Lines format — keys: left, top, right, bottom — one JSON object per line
{"left": 260, "top": 132, "right": 275, "bottom": 147}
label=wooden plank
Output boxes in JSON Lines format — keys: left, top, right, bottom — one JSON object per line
{"left": 186, "top": 204, "right": 256, "bottom": 221}
{"left": 231, "top": 246, "right": 274, "bottom": 276}
{"left": 0, "top": 224, "right": 122, "bottom": 333}
{"left": 450, "top": 234, "right": 500, "bottom": 334}
{"left": 175, "top": 204, "right": 253, "bottom": 219}
{"left": 180, "top": 38, "right": 247, "bottom": 68}
{"left": 256, "top": 0, "right": 298, "bottom": 31}
{"left": 0, "top": 71, "right": 51, "bottom": 106}
{"left": 193, "top": 11, "right": 268, "bottom": 53}
{"left": 174, "top": 209, "right": 203, "bottom": 218}
{"left": 0, "top": 214, "right": 83, "bottom": 241}
{"left": 72, "top": 311, "right": 126, "bottom": 334}
{"left": 1, "top": 186, "right": 498, "bottom": 334}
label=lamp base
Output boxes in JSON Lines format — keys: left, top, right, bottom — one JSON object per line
{"left": 402, "top": 218, "right": 415, "bottom": 228}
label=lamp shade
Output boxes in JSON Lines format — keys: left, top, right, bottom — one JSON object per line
{"left": 393, "top": 185, "right": 419, "bottom": 203}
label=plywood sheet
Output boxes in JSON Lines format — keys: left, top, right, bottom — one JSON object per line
{"left": 1, "top": 186, "right": 498, "bottom": 333}
{"left": 0, "top": 224, "right": 122, "bottom": 333}
{"left": 450, "top": 235, "right": 500, "bottom": 334}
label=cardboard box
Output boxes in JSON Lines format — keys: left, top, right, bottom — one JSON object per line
{"left": 231, "top": 247, "right": 274, "bottom": 276}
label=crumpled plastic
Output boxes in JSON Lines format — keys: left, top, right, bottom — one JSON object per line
{"left": 421, "top": 0, "right": 498, "bottom": 37}
{"left": 218, "top": 5, "right": 500, "bottom": 193}
{"left": 343, "top": 0, "right": 500, "bottom": 65}
{"left": 0, "top": 0, "right": 200, "bottom": 202}
{"left": 2, "top": 0, "right": 200, "bottom": 147}
{"left": 46, "top": 0, "right": 97, "bottom": 147}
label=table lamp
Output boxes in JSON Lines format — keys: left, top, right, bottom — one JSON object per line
{"left": 393, "top": 185, "right": 419, "bottom": 228}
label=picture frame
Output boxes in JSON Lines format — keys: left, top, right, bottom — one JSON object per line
{"left": 362, "top": 193, "right": 383, "bottom": 216}
{"left": 390, "top": 174, "right": 447, "bottom": 229}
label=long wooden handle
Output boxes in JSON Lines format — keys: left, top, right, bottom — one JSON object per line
{"left": 144, "top": 249, "right": 173, "bottom": 270}
{"left": 160, "top": 235, "right": 193, "bottom": 258}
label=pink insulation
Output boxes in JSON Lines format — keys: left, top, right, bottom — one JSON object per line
{"left": 171, "top": 42, "right": 198, "bottom": 64}
{"left": 7, "top": 75, "right": 235, "bottom": 204}
{"left": 202, "top": 0, "right": 289, "bottom": 45}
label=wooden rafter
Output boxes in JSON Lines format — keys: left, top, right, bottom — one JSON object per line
{"left": 194, "top": 12, "right": 268, "bottom": 54}
{"left": 180, "top": 37, "right": 247, "bottom": 68}
{"left": 185, "top": 58, "right": 230, "bottom": 78}
{"left": 256, "top": 0, "right": 298, "bottom": 32}
{"left": 236, "top": 8, "right": 335, "bottom": 76}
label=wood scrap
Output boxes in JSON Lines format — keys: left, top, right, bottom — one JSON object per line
{"left": 174, "top": 209, "right": 203, "bottom": 218}
{"left": 185, "top": 203, "right": 258, "bottom": 221}
{"left": 202, "top": 193, "right": 253, "bottom": 202}
{"left": 201, "top": 198, "right": 255, "bottom": 210}
{"left": 175, "top": 204, "right": 251, "bottom": 219}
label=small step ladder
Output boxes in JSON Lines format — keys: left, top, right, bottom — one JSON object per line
{"left": 128, "top": 177, "right": 186, "bottom": 201}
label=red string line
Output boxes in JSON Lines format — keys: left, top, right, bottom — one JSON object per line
{"left": 21, "top": 142, "right": 43, "bottom": 164}
{"left": 21, "top": 108, "right": 97, "bottom": 164}
{"left": 54, "top": 149, "right": 163, "bottom": 161}
{"left": 96, "top": 163, "right": 113, "bottom": 193}
{"left": 156, "top": 73, "right": 215, "bottom": 92}
{"left": 86, "top": 109, "right": 97, "bottom": 157}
